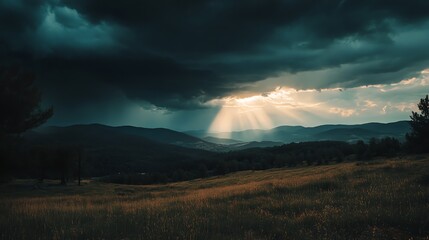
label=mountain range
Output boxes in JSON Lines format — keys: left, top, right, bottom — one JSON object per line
{"left": 21, "top": 121, "right": 411, "bottom": 176}
{"left": 27, "top": 121, "right": 411, "bottom": 155}
{"left": 186, "top": 121, "right": 411, "bottom": 143}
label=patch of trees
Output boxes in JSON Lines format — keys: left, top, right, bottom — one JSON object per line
{"left": 357, "top": 137, "right": 402, "bottom": 159}
{"left": 100, "top": 138, "right": 404, "bottom": 185}
{"left": 5, "top": 143, "right": 84, "bottom": 185}
{"left": 31, "top": 146, "right": 84, "bottom": 185}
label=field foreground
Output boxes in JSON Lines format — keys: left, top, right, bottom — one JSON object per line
{"left": 1, "top": 155, "right": 429, "bottom": 239}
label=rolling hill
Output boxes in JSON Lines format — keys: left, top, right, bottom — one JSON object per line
{"left": 21, "top": 121, "right": 411, "bottom": 176}
{"left": 24, "top": 124, "right": 217, "bottom": 175}
{"left": 202, "top": 136, "right": 243, "bottom": 145}
{"left": 186, "top": 121, "right": 411, "bottom": 143}
{"left": 36, "top": 124, "right": 220, "bottom": 151}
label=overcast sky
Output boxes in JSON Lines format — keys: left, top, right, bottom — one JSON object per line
{"left": 1, "top": 0, "right": 428, "bottom": 131}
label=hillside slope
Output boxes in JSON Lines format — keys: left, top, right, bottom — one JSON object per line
{"left": 1, "top": 155, "right": 428, "bottom": 239}
{"left": 37, "top": 124, "right": 221, "bottom": 151}
{"left": 24, "top": 124, "right": 215, "bottom": 175}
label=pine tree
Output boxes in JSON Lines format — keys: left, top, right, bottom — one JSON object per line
{"left": 0, "top": 67, "right": 53, "bottom": 136}
{"left": 0, "top": 67, "right": 53, "bottom": 182}
{"left": 406, "top": 95, "right": 429, "bottom": 153}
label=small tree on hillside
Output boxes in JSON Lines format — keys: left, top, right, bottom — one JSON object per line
{"left": 406, "top": 95, "right": 429, "bottom": 153}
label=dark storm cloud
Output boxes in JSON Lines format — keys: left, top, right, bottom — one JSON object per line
{"left": 61, "top": 0, "right": 429, "bottom": 55}
{"left": 36, "top": 53, "right": 233, "bottom": 109}
{"left": 1, "top": 0, "right": 429, "bottom": 110}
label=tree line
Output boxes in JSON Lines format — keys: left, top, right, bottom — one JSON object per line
{"left": 99, "top": 137, "right": 403, "bottom": 185}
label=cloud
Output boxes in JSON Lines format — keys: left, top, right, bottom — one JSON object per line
{"left": 1, "top": 0, "right": 429, "bottom": 112}
{"left": 33, "top": 6, "right": 121, "bottom": 56}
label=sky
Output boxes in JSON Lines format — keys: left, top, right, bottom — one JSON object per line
{"left": 1, "top": 0, "right": 429, "bottom": 132}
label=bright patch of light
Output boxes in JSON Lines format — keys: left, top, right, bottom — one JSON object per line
{"left": 329, "top": 107, "right": 356, "bottom": 117}
{"left": 209, "top": 99, "right": 273, "bottom": 136}
{"left": 207, "top": 69, "right": 429, "bottom": 132}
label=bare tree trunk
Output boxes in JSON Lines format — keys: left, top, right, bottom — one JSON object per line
{"left": 78, "top": 151, "right": 81, "bottom": 186}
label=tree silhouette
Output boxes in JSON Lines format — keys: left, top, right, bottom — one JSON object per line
{"left": 0, "top": 67, "right": 53, "bottom": 181}
{"left": 0, "top": 67, "right": 53, "bottom": 136}
{"left": 406, "top": 95, "right": 429, "bottom": 153}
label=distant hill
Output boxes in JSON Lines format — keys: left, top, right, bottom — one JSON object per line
{"left": 203, "top": 136, "right": 243, "bottom": 145}
{"left": 25, "top": 125, "right": 288, "bottom": 176}
{"left": 24, "top": 124, "right": 216, "bottom": 176}
{"left": 187, "top": 121, "right": 411, "bottom": 143}
{"left": 22, "top": 121, "right": 411, "bottom": 175}
{"left": 202, "top": 137, "right": 283, "bottom": 150}
{"left": 114, "top": 126, "right": 206, "bottom": 147}
{"left": 19, "top": 121, "right": 411, "bottom": 178}
{"left": 314, "top": 128, "right": 381, "bottom": 142}
{"left": 35, "top": 124, "right": 225, "bottom": 152}
{"left": 227, "top": 141, "right": 284, "bottom": 150}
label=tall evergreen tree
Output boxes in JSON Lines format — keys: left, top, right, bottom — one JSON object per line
{"left": 0, "top": 67, "right": 53, "bottom": 136}
{"left": 0, "top": 67, "right": 53, "bottom": 181}
{"left": 406, "top": 95, "right": 429, "bottom": 153}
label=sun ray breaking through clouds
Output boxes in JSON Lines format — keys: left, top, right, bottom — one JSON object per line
{"left": 208, "top": 69, "right": 429, "bottom": 132}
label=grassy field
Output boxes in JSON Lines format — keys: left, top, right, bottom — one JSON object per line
{"left": 1, "top": 155, "right": 429, "bottom": 239}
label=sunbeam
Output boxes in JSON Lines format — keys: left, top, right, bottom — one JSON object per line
{"left": 208, "top": 73, "right": 429, "bottom": 133}
{"left": 208, "top": 97, "right": 274, "bottom": 136}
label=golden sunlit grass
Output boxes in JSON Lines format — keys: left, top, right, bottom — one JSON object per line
{"left": 1, "top": 156, "right": 429, "bottom": 239}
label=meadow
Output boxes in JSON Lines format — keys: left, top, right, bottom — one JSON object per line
{"left": 1, "top": 155, "right": 429, "bottom": 240}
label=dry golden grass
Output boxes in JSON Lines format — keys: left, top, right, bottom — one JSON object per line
{"left": 1, "top": 155, "right": 429, "bottom": 239}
